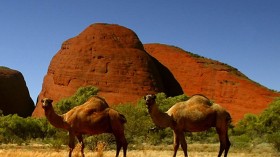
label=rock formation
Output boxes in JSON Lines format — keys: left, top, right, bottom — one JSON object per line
{"left": 144, "top": 44, "right": 280, "bottom": 122}
{"left": 32, "top": 23, "right": 280, "bottom": 122}
{"left": 32, "top": 23, "right": 183, "bottom": 117}
{"left": 0, "top": 66, "right": 34, "bottom": 117}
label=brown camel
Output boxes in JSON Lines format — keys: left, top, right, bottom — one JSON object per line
{"left": 144, "top": 94, "right": 231, "bottom": 157}
{"left": 41, "top": 96, "right": 128, "bottom": 157}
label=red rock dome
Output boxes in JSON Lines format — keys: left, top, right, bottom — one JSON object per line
{"left": 144, "top": 43, "right": 280, "bottom": 122}
{"left": 32, "top": 23, "right": 280, "bottom": 122}
{"left": 0, "top": 67, "right": 34, "bottom": 117}
{"left": 32, "top": 24, "right": 169, "bottom": 117}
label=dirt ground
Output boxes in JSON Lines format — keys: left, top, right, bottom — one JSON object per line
{"left": 0, "top": 143, "right": 278, "bottom": 157}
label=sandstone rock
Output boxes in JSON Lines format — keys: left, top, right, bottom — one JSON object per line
{"left": 32, "top": 23, "right": 170, "bottom": 117}
{"left": 144, "top": 44, "right": 280, "bottom": 122}
{"left": 32, "top": 23, "right": 280, "bottom": 122}
{"left": 0, "top": 67, "right": 34, "bottom": 117}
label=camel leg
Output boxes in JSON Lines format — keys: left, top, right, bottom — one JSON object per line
{"left": 110, "top": 113, "right": 127, "bottom": 157}
{"left": 115, "top": 137, "right": 121, "bottom": 157}
{"left": 216, "top": 128, "right": 230, "bottom": 157}
{"left": 68, "top": 133, "right": 75, "bottom": 157}
{"left": 121, "top": 136, "right": 128, "bottom": 157}
{"left": 114, "top": 133, "right": 127, "bottom": 157}
{"left": 178, "top": 132, "right": 188, "bottom": 157}
{"left": 173, "top": 131, "right": 188, "bottom": 157}
{"left": 224, "top": 133, "right": 231, "bottom": 157}
{"left": 173, "top": 131, "right": 180, "bottom": 157}
{"left": 77, "top": 135, "right": 85, "bottom": 157}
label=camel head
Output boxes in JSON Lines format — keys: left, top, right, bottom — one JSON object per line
{"left": 144, "top": 94, "right": 156, "bottom": 108}
{"left": 41, "top": 98, "right": 53, "bottom": 110}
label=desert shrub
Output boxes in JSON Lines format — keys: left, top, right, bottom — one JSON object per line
{"left": 267, "top": 132, "right": 280, "bottom": 151}
{"left": 147, "top": 127, "right": 174, "bottom": 145}
{"left": 234, "top": 113, "right": 260, "bottom": 137}
{"left": 6, "top": 88, "right": 280, "bottom": 151}
{"left": 233, "top": 113, "right": 263, "bottom": 149}
{"left": 0, "top": 115, "right": 34, "bottom": 143}
{"left": 258, "top": 98, "right": 280, "bottom": 151}
{"left": 114, "top": 93, "right": 191, "bottom": 146}
{"left": 114, "top": 101, "right": 154, "bottom": 145}
{"left": 155, "top": 93, "right": 188, "bottom": 111}
{"left": 186, "top": 128, "right": 218, "bottom": 144}
{"left": 233, "top": 98, "right": 280, "bottom": 151}
{"left": 42, "top": 130, "right": 68, "bottom": 149}
{"left": 0, "top": 114, "right": 58, "bottom": 144}
{"left": 230, "top": 134, "right": 251, "bottom": 149}
{"left": 258, "top": 98, "right": 280, "bottom": 133}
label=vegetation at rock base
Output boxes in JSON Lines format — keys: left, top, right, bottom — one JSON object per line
{"left": 0, "top": 115, "right": 57, "bottom": 144}
{"left": 232, "top": 98, "right": 280, "bottom": 151}
{"left": 0, "top": 86, "right": 279, "bottom": 152}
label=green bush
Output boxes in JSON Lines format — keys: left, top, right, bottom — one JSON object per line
{"left": 2, "top": 86, "right": 279, "bottom": 152}
{"left": 234, "top": 98, "right": 280, "bottom": 151}
{"left": 114, "top": 101, "right": 154, "bottom": 145}
{"left": 154, "top": 93, "right": 188, "bottom": 111}
{"left": 258, "top": 98, "right": 280, "bottom": 133}
{"left": 0, "top": 89, "right": 216, "bottom": 146}
{"left": 0, "top": 114, "right": 58, "bottom": 144}
{"left": 43, "top": 130, "right": 68, "bottom": 149}
{"left": 267, "top": 131, "right": 280, "bottom": 151}
{"left": 233, "top": 113, "right": 259, "bottom": 137}
{"left": 186, "top": 128, "right": 218, "bottom": 144}
{"left": 230, "top": 134, "right": 251, "bottom": 149}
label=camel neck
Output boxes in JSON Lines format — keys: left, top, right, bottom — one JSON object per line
{"left": 148, "top": 103, "right": 174, "bottom": 129}
{"left": 45, "top": 106, "right": 69, "bottom": 129}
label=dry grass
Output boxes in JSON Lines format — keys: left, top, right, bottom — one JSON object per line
{"left": 0, "top": 143, "right": 278, "bottom": 157}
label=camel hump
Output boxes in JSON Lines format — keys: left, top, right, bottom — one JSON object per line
{"left": 91, "top": 95, "right": 109, "bottom": 105}
{"left": 84, "top": 96, "right": 110, "bottom": 110}
{"left": 188, "top": 94, "right": 212, "bottom": 106}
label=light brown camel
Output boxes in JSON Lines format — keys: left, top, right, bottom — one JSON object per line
{"left": 41, "top": 96, "right": 128, "bottom": 157}
{"left": 144, "top": 94, "right": 231, "bottom": 157}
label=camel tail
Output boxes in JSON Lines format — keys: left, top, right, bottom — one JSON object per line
{"left": 226, "top": 111, "right": 232, "bottom": 126}
{"left": 119, "top": 113, "right": 127, "bottom": 124}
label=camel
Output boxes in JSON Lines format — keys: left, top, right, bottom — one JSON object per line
{"left": 41, "top": 96, "right": 128, "bottom": 157}
{"left": 144, "top": 94, "right": 231, "bottom": 157}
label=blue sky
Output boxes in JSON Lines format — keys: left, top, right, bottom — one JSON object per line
{"left": 1, "top": 1, "right": 279, "bottom": 102}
